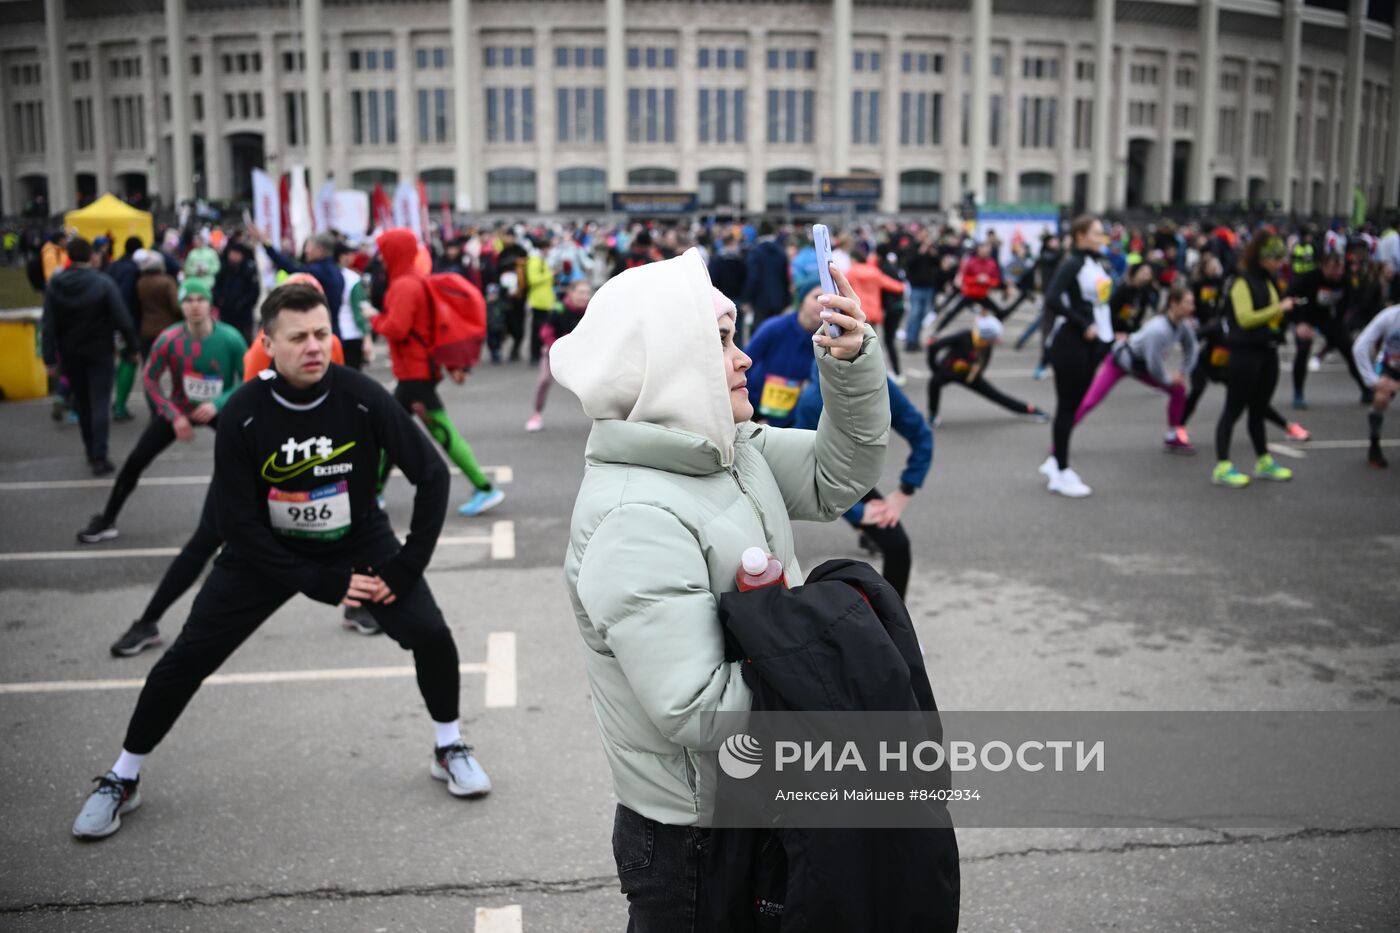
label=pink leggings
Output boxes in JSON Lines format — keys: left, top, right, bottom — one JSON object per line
{"left": 1073, "top": 355, "right": 1186, "bottom": 428}
{"left": 533, "top": 344, "right": 554, "bottom": 413}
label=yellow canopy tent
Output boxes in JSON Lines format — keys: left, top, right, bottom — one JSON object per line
{"left": 63, "top": 194, "right": 155, "bottom": 249}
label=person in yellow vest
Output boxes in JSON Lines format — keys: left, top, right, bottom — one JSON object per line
{"left": 523, "top": 234, "right": 557, "bottom": 365}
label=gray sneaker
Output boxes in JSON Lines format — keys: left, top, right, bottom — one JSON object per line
{"left": 72, "top": 771, "right": 140, "bottom": 840}
{"left": 430, "top": 742, "right": 491, "bottom": 797}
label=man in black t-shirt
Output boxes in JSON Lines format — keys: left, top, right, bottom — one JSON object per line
{"left": 72, "top": 284, "right": 491, "bottom": 841}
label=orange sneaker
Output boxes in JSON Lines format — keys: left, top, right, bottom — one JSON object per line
{"left": 1285, "top": 422, "right": 1311, "bottom": 442}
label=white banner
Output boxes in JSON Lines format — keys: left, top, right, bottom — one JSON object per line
{"left": 312, "top": 180, "right": 337, "bottom": 233}
{"left": 251, "top": 168, "right": 281, "bottom": 249}
{"left": 288, "top": 166, "right": 312, "bottom": 254}
{"left": 332, "top": 190, "right": 370, "bottom": 238}
{"left": 393, "top": 181, "right": 423, "bottom": 241}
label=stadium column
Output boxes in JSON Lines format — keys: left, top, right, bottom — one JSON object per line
{"left": 1089, "top": 0, "right": 1113, "bottom": 213}
{"left": 968, "top": 0, "right": 990, "bottom": 206}
{"left": 0, "top": 49, "right": 12, "bottom": 213}
{"left": 1337, "top": 0, "right": 1366, "bottom": 221}
{"left": 140, "top": 39, "right": 160, "bottom": 201}
{"left": 1236, "top": 59, "right": 1253, "bottom": 202}
{"left": 259, "top": 32, "right": 282, "bottom": 183}
{"left": 1005, "top": 36, "right": 1023, "bottom": 205}
{"left": 199, "top": 36, "right": 227, "bottom": 199}
{"left": 746, "top": 26, "right": 767, "bottom": 215}
{"left": 1388, "top": 3, "right": 1400, "bottom": 209}
{"left": 1151, "top": 52, "right": 1174, "bottom": 205}
{"left": 832, "top": 0, "right": 853, "bottom": 177}
{"left": 302, "top": 0, "right": 327, "bottom": 194}
{"left": 1056, "top": 40, "right": 1075, "bottom": 207}
{"left": 164, "top": 0, "right": 193, "bottom": 206}
{"left": 326, "top": 29, "right": 350, "bottom": 190}
{"left": 606, "top": 0, "right": 626, "bottom": 194}
{"left": 536, "top": 25, "right": 557, "bottom": 213}
{"left": 43, "top": 0, "right": 75, "bottom": 211}
{"left": 678, "top": 25, "right": 699, "bottom": 197}
{"left": 880, "top": 32, "right": 901, "bottom": 215}
{"left": 394, "top": 29, "right": 414, "bottom": 196}
{"left": 450, "top": 0, "right": 473, "bottom": 211}
{"left": 91, "top": 47, "right": 113, "bottom": 194}
{"left": 1274, "top": 0, "right": 1302, "bottom": 212}
{"left": 1189, "top": 0, "right": 1219, "bottom": 204}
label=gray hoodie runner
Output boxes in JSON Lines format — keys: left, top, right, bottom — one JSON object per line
{"left": 1115, "top": 314, "right": 1199, "bottom": 385}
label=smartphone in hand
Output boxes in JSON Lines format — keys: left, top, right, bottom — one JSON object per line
{"left": 811, "top": 224, "right": 842, "bottom": 338}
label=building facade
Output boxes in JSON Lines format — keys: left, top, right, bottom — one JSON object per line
{"left": 2, "top": 0, "right": 1398, "bottom": 219}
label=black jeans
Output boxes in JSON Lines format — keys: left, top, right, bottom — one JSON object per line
{"left": 1294, "top": 321, "right": 1367, "bottom": 397}
{"left": 102, "top": 416, "right": 214, "bottom": 525}
{"left": 1215, "top": 345, "right": 1279, "bottom": 462}
{"left": 1048, "top": 332, "right": 1102, "bottom": 470}
{"left": 926, "top": 366, "right": 1035, "bottom": 420}
{"left": 139, "top": 488, "right": 221, "bottom": 626}
{"left": 613, "top": 804, "right": 711, "bottom": 933}
{"left": 64, "top": 356, "right": 116, "bottom": 462}
{"left": 935, "top": 294, "right": 1000, "bottom": 334}
{"left": 848, "top": 488, "right": 911, "bottom": 600}
{"left": 123, "top": 547, "right": 460, "bottom": 754}
{"left": 504, "top": 299, "right": 527, "bottom": 360}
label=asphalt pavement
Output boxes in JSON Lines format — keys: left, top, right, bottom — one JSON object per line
{"left": 1, "top": 327, "right": 1397, "bottom": 932}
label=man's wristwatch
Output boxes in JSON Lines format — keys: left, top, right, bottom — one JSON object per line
{"left": 899, "top": 483, "right": 917, "bottom": 497}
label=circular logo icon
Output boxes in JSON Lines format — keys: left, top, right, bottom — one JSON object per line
{"left": 719, "top": 733, "right": 764, "bottom": 780}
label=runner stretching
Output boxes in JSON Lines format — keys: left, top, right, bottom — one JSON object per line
{"left": 72, "top": 283, "right": 490, "bottom": 840}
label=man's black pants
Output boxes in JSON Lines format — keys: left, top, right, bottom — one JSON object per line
{"left": 122, "top": 549, "right": 460, "bottom": 754}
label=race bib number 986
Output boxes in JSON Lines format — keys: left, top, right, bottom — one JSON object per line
{"left": 268, "top": 481, "right": 352, "bottom": 540}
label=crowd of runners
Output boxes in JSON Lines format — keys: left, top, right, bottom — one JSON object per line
{"left": 23, "top": 205, "right": 1400, "bottom": 845}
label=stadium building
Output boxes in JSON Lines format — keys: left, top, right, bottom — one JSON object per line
{"left": 1, "top": 0, "right": 1397, "bottom": 218}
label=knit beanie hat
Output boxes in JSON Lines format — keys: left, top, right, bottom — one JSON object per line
{"left": 793, "top": 275, "right": 821, "bottom": 309}
{"left": 178, "top": 279, "right": 212, "bottom": 302}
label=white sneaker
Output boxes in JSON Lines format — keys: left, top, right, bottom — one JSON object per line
{"left": 1048, "top": 468, "right": 1092, "bottom": 498}
{"left": 1038, "top": 455, "right": 1060, "bottom": 481}
{"left": 1307, "top": 355, "right": 1320, "bottom": 372}
{"left": 890, "top": 372, "right": 908, "bottom": 387}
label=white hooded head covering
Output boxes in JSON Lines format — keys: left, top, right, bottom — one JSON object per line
{"left": 550, "top": 247, "right": 738, "bottom": 463}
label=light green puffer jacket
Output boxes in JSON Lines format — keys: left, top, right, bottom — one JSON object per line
{"left": 553, "top": 248, "right": 891, "bottom": 826}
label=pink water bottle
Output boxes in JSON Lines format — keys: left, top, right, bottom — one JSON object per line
{"left": 736, "top": 546, "right": 787, "bottom": 592}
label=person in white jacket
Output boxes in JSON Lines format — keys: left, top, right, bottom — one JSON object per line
{"left": 551, "top": 247, "right": 889, "bottom": 930}
{"left": 1353, "top": 303, "right": 1400, "bottom": 468}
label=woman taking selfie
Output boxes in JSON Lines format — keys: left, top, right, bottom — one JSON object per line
{"left": 551, "top": 248, "right": 890, "bottom": 930}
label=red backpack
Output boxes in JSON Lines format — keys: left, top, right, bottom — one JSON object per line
{"left": 421, "top": 273, "right": 488, "bottom": 372}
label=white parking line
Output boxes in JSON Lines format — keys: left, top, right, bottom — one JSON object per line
{"left": 1269, "top": 439, "right": 1400, "bottom": 460}
{"left": 0, "top": 535, "right": 509, "bottom": 563}
{"left": 0, "top": 662, "right": 485, "bottom": 694}
{"left": 491, "top": 520, "right": 516, "bottom": 560}
{"left": 0, "top": 529, "right": 512, "bottom": 563}
{"left": 485, "top": 632, "right": 517, "bottom": 709}
{"left": 474, "top": 905, "right": 523, "bottom": 933}
{"left": 0, "top": 465, "right": 513, "bottom": 492}
{"left": 0, "top": 630, "right": 518, "bottom": 706}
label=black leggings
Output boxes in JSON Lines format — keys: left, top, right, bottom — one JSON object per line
{"left": 935, "top": 294, "right": 1001, "bottom": 334}
{"left": 882, "top": 304, "right": 904, "bottom": 376}
{"left": 848, "top": 489, "right": 910, "bottom": 600}
{"left": 504, "top": 299, "right": 527, "bottom": 359}
{"left": 102, "top": 416, "right": 213, "bottom": 525}
{"left": 1293, "top": 321, "right": 1368, "bottom": 397}
{"left": 123, "top": 549, "right": 460, "bottom": 754}
{"left": 138, "top": 489, "right": 222, "bottom": 626}
{"left": 1214, "top": 346, "right": 1280, "bottom": 462}
{"left": 1048, "top": 332, "right": 1102, "bottom": 470}
{"left": 926, "top": 366, "right": 1034, "bottom": 420}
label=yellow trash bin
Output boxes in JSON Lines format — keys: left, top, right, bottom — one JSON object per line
{"left": 0, "top": 309, "right": 49, "bottom": 402}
